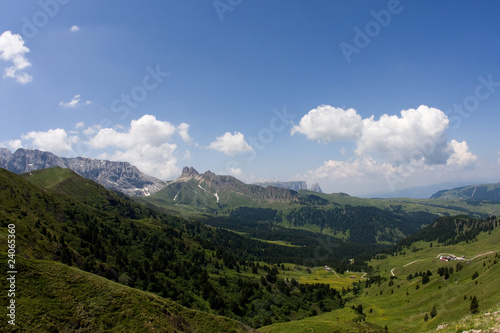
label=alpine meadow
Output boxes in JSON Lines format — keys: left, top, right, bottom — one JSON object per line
{"left": 1, "top": 1, "right": 500, "bottom": 332}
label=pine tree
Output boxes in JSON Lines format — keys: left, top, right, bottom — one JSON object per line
{"left": 430, "top": 306, "right": 437, "bottom": 318}
{"left": 470, "top": 296, "right": 479, "bottom": 314}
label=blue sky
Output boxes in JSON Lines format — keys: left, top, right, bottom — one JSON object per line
{"left": 1, "top": 0, "right": 499, "bottom": 196}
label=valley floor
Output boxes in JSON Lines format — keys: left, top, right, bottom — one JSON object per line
{"left": 260, "top": 228, "right": 500, "bottom": 333}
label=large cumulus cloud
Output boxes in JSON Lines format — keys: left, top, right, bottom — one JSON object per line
{"left": 208, "top": 131, "right": 253, "bottom": 156}
{"left": 291, "top": 105, "right": 363, "bottom": 142}
{"left": 87, "top": 115, "right": 189, "bottom": 179}
{"left": 356, "top": 105, "right": 450, "bottom": 165}
{"left": 292, "top": 104, "right": 476, "bottom": 167}
{"left": 0, "top": 31, "right": 32, "bottom": 83}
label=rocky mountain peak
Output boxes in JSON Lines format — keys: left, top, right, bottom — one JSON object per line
{"left": 202, "top": 170, "right": 216, "bottom": 178}
{"left": 181, "top": 166, "right": 200, "bottom": 178}
{"left": 0, "top": 147, "right": 12, "bottom": 167}
{"left": 0, "top": 148, "right": 166, "bottom": 197}
{"left": 310, "top": 183, "right": 323, "bottom": 193}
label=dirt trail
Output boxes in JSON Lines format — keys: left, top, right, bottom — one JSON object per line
{"left": 391, "top": 250, "right": 499, "bottom": 277}
{"left": 469, "top": 250, "right": 497, "bottom": 260}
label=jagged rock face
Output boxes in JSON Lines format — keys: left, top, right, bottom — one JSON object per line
{"left": 253, "top": 180, "right": 323, "bottom": 193}
{"left": 181, "top": 166, "right": 200, "bottom": 178}
{"left": 0, "top": 148, "right": 13, "bottom": 168}
{"left": 310, "top": 183, "right": 323, "bottom": 193}
{"left": 254, "top": 181, "right": 308, "bottom": 191}
{"left": 0, "top": 148, "right": 166, "bottom": 197}
{"left": 6, "top": 149, "right": 67, "bottom": 173}
{"left": 163, "top": 166, "right": 300, "bottom": 206}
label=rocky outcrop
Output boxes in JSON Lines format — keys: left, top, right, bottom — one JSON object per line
{"left": 5, "top": 148, "right": 66, "bottom": 173}
{"left": 181, "top": 166, "right": 200, "bottom": 178}
{"left": 310, "top": 183, "right": 323, "bottom": 193}
{"left": 161, "top": 166, "right": 300, "bottom": 206}
{"left": 254, "top": 181, "right": 308, "bottom": 191}
{"left": 253, "top": 180, "right": 323, "bottom": 193}
{"left": 0, "top": 148, "right": 166, "bottom": 196}
{"left": 0, "top": 148, "right": 13, "bottom": 168}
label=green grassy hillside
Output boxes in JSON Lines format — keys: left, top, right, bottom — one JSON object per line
{"left": 0, "top": 168, "right": 347, "bottom": 329}
{"left": 20, "top": 167, "right": 152, "bottom": 219}
{"left": 261, "top": 218, "right": 500, "bottom": 332}
{"left": 4, "top": 167, "right": 500, "bottom": 332}
{"left": 0, "top": 257, "right": 255, "bottom": 332}
{"left": 430, "top": 182, "right": 500, "bottom": 202}
{"left": 140, "top": 171, "right": 500, "bottom": 248}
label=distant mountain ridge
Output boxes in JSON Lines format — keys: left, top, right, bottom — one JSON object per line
{"left": 144, "top": 166, "right": 300, "bottom": 212}
{"left": 0, "top": 147, "right": 166, "bottom": 196}
{"left": 253, "top": 180, "right": 323, "bottom": 193}
{"left": 430, "top": 182, "right": 500, "bottom": 202}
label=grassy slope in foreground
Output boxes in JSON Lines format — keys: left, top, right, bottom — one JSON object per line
{"left": 0, "top": 257, "right": 255, "bottom": 333}
{"left": 261, "top": 222, "right": 500, "bottom": 333}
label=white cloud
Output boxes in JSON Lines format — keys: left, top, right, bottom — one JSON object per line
{"left": 291, "top": 105, "right": 363, "bottom": 142}
{"left": 294, "top": 105, "right": 482, "bottom": 195}
{"left": 5, "top": 114, "right": 191, "bottom": 180}
{"left": 294, "top": 105, "right": 461, "bottom": 167}
{"left": 182, "top": 150, "right": 191, "bottom": 160}
{"left": 208, "top": 131, "right": 253, "bottom": 156}
{"left": 446, "top": 140, "right": 477, "bottom": 168}
{"left": 83, "top": 124, "right": 100, "bottom": 136}
{"left": 59, "top": 95, "right": 92, "bottom": 108}
{"left": 7, "top": 139, "right": 22, "bottom": 150}
{"left": 87, "top": 115, "right": 189, "bottom": 179}
{"left": 22, "top": 129, "right": 77, "bottom": 155}
{"left": 89, "top": 115, "right": 176, "bottom": 149}
{"left": 306, "top": 156, "right": 396, "bottom": 183}
{"left": 356, "top": 105, "right": 450, "bottom": 165}
{"left": 103, "top": 143, "right": 179, "bottom": 180}
{"left": 0, "top": 31, "right": 32, "bottom": 84}
{"left": 177, "top": 122, "right": 194, "bottom": 143}
{"left": 228, "top": 167, "right": 244, "bottom": 178}
{"left": 69, "top": 25, "right": 80, "bottom": 32}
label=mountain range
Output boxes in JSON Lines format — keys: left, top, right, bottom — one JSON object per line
{"left": 149, "top": 166, "right": 300, "bottom": 212}
{"left": 0, "top": 147, "right": 166, "bottom": 196}
{"left": 1, "top": 154, "right": 499, "bottom": 331}
{"left": 4, "top": 146, "right": 496, "bottom": 245}
{"left": 0, "top": 147, "right": 323, "bottom": 198}
{"left": 137, "top": 166, "right": 500, "bottom": 247}
{"left": 0, "top": 166, "right": 348, "bottom": 331}
{"left": 5, "top": 147, "right": 499, "bottom": 204}
{"left": 253, "top": 180, "right": 323, "bottom": 193}
{"left": 1, "top": 165, "right": 499, "bottom": 332}
{"left": 430, "top": 182, "right": 500, "bottom": 202}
